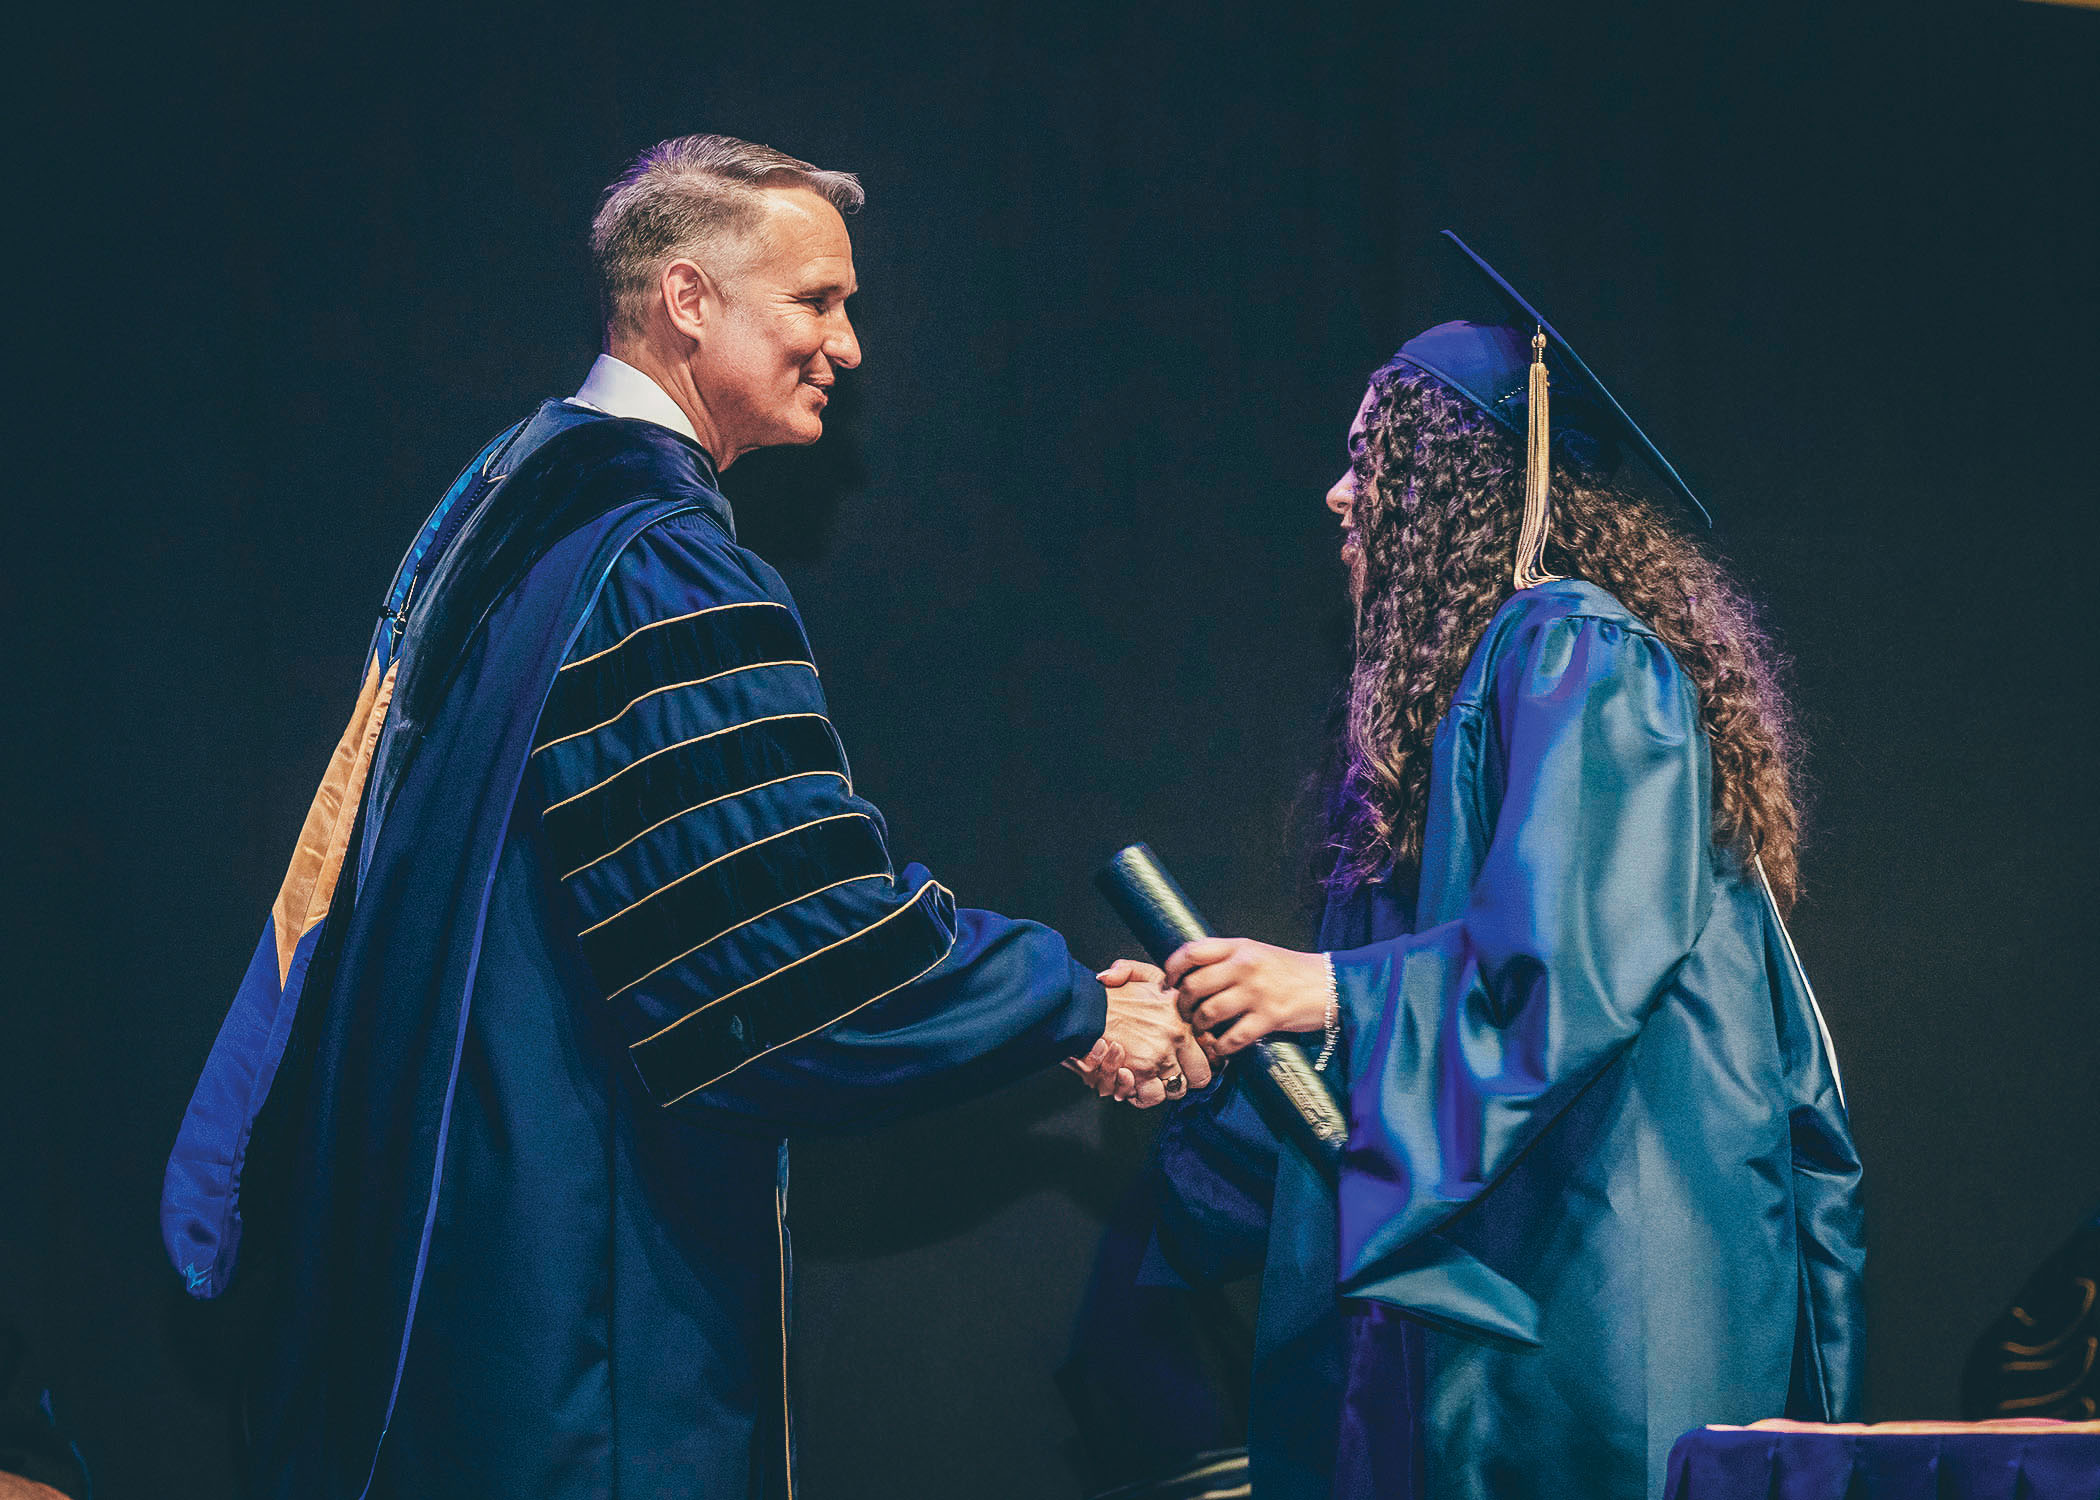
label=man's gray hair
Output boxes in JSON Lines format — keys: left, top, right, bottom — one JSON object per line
{"left": 591, "top": 133, "right": 864, "bottom": 336}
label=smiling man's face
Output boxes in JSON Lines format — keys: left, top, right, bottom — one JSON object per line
{"left": 693, "top": 185, "right": 861, "bottom": 458}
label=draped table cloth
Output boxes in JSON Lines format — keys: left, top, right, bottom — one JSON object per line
{"left": 1665, "top": 1419, "right": 2100, "bottom": 1499}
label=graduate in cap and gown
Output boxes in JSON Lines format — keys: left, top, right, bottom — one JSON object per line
{"left": 1141, "top": 234, "right": 1866, "bottom": 1500}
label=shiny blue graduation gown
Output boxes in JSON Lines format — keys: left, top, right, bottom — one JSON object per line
{"left": 188, "top": 408, "right": 1105, "bottom": 1499}
{"left": 1158, "top": 580, "right": 1864, "bottom": 1500}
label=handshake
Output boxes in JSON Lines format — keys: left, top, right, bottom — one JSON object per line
{"left": 1060, "top": 938, "right": 1339, "bottom": 1108}
{"left": 1060, "top": 959, "right": 1209, "bottom": 1108}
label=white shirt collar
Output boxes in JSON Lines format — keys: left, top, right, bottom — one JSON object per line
{"left": 566, "top": 354, "right": 701, "bottom": 446}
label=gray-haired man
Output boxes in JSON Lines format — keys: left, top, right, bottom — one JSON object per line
{"left": 179, "top": 134, "right": 1201, "bottom": 1499}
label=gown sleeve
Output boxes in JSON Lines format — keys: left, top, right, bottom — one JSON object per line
{"left": 1332, "top": 605, "right": 1715, "bottom": 1304}
{"left": 1147, "top": 1068, "right": 1284, "bottom": 1286}
{"left": 1760, "top": 870, "right": 1867, "bottom": 1419}
{"left": 529, "top": 510, "right": 1106, "bottom": 1128}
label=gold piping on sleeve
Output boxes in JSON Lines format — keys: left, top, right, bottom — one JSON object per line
{"left": 559, "top": 599, "right": 792, "bottom": 673}
{"left": 544, "top": 712, "right": 832, "bottom": 812}
{"left": 654, "top": 884, "right": 959, "bottom": 1106}
{"left": 1157, "top": 1454, "right": 1249, "bottom": 1500}
{"left": 576, "top": 812, "right": 871, "bottom": 937}
{"left": 2002, "top": 1280, "right": 2097, "bottom": 1357}
{"left": 532, "top": 660, "right": 818, "bottom": 755}
{"left": 1996, "top": 1338, "right": 2097, "bottom": 1409}
{"left": 559, "top": 771, "right": 850, "bottom": 881}
{"left": 633, "top": 878, "right": 950, "bottom": 1049}
{"left": 605, "top": 873, "right": 890, "bottom": 1001}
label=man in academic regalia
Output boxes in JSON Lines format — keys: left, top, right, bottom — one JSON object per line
{"left": 161, "top": 134, "right": 1203, "bottom": 1499}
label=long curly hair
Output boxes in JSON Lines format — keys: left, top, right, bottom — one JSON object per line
{"left": 1326, "top": 360, "right": 1804, "bottom": 910}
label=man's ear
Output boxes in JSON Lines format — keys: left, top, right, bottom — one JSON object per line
{"left": 659, "top": 258, "right": 717, "bottom": 345}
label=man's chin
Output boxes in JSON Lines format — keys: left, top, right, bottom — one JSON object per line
{"left": 755, "top": 415, "right": 826, "bottom": 450}
{"left": 792, "top": 393, "right": 832, "bottom": 441}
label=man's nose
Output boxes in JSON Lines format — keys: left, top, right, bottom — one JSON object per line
{"left": 825, "top": 311, "right": 862, "bottom": 370}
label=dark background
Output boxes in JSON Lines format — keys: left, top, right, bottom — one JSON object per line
{"left": 8, "top": 2, "right": 2098, "bottom": 1496}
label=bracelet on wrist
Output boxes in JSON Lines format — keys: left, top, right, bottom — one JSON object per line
{"left": 1312, "top": 954, "right": 1340, "bottom": 1073}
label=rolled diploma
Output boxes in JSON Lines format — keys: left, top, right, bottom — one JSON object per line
{"left": 1094, "top": 843, "right": 1346, "bottom": 1173}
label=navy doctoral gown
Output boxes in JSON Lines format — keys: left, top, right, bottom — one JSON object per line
{"left": 178, "top": 406, "right": 1106, "bottom": 1499}
{"left": 1155, "top": 580, "right": 1864, "bottom": 1500}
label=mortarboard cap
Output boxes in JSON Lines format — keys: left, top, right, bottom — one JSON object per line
{"left": 1387, "top": 231, "right": 1711, "bottom": 586}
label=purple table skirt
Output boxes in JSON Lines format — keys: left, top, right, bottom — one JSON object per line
{"left": 1665, "top": 1420, "right": 2100, "bottom": 1500}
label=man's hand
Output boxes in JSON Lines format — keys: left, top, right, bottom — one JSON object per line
{"left": 1060, "top": 960, "right": 1211, "bottom": 1108}
{"left": 1164, "top": 937, "right": 1332, "bottom": 1060}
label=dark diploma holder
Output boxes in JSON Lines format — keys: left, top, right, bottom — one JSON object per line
{"left": 1094, "top": 844, "right": 1347, "bottom": 1175}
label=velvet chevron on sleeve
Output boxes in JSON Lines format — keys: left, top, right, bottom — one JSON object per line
{"left": 531, "top": 511, "right": 1105, "bottom": 1117}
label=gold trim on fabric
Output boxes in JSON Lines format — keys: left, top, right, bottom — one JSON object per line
{"left": 577, "top": 813, "right": 870, "bottom": 938}
{"left": 636, "top": 878, "right": 951, "bottom": 1050}
{"left": 657, "top": 933, "right": 957, "bottom": 1105}
{"left": 1720, "top": 1417, "right": 2100, "bottom": 1434}
{"left": 655, "top": 899, "right": 961, "bottom": 1100}
{"left": 2003, "top": 1280, "right": 2097, "bottom": 1357}
{"left": 558, "top": 599, "right": 792, "bottom": 673}
{"left": 559, "top": 771, "right": 851, "bottom": 882}
{"left": 1997, "top": 1338, "right": 2098, "bottom": 1410}
{"left": 544, "top": 713, "right": 833, "bottom": 812}
{"left": 532, "top": 661, "right": 818, "bottom": 755}
{"left": 776, "top": 1167, "right": 795, "bottom": 1500}
{"left": 270, "top": 654, "right": 399, "bottom": 986}
{"left": 1150, "top": 1454, "right": 1251, "bottom": 1499}
{"left": 605, "top": 873, "right": 889, "bottom": 1001}
{"left": 1755, "top": 856, "right": 1846, "bottom": 1110}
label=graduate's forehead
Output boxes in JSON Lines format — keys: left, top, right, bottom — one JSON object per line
{"left": 1347, "top": 385, "right": 1377, "bottom": 444}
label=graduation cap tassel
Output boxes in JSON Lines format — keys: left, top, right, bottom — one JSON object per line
{"left": 1513, "top": 327, "right": 1563, "bottom": 590}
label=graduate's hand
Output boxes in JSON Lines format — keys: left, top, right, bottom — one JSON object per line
{"left": 1164, "top": 938, "right": 1332, "bottom": 1060}
{"left": 1062, "top": 960, "right": 1210, "bottom": 1107}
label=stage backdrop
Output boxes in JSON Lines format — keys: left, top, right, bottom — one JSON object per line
{"left": 7, "top": 3, "right": 2098, "bottom": 1496}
